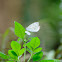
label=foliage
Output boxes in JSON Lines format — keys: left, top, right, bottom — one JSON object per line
{"left": 0, "top": 21, "right": 60, "bottom": 62}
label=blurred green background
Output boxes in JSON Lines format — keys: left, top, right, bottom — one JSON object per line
{"left": 0, "top": 0, "right": 62, "bottom": 61}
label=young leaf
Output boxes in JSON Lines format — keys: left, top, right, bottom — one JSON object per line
{"left": 14, "top": 21, "right": 25, "bottom": 39}
{"left": 30, "top": 37, "right": 40, "bottom": 49}
{"left": 0, "top": 52, "right": 9, "bottom": 59}
{"left": 8, "top": 50, "right": 18, "bottom": 60}
{"left": 33, "top": 47, "right": 42, "bottom": 53}
{"left": 11, "top": 41, "right": 21, "bottom": 55}
{"left": 33, "top": 51, "right": 43, "bottom": 61}
{"left": 19, "top": 48, "right": 25, "bottom": 56}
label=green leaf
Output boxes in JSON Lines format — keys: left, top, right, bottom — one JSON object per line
{"left": 11, "top": 41, "right": 21, "bottom": 55}
{"left": 30, "top": 37, "right": 40, "bottom": 49}
{"left": 26, "top": 42, "right": 32, "bottom": 50}
{"left": 7, "top": 61, "right": 14, "bottom": 62}
{"left": 23, "top": 42, "right": 32, "bottom": 53}
{"left": 0, "top": 52, "right": 9, "bottom": 59}
{"left": 14, "top": 21, "right": 25, "bottom": 39}
{"left": 19, "top": 48, "right": 25, "bottom": 56}
{"left": 8, "top": 50, "right": 18, "bottom": 60}
{"left": 24, "top": 37, "right": 41, "bottom": 51}
{"left": 26, "top": 48, "right": 31, "bottom": 54}
{"left": 33, "top": 51, "right": 43, "bottom": 61}
{"left": 34, "top": 47, "right": 42, "bottom": 53}
{"left": 39, "top": 59, "right": 60, "bottom": 62}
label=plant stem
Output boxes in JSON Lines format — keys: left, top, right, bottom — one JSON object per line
{"left": 24, "top": 42, "right": 26, "bottom": 62}
{"left": 27, "top": 52, "right": 33, "bottom": 62}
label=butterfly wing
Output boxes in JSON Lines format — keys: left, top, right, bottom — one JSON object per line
{"left": 26, "top": 22, "right": 40, "bottom": 32}
{"left": 25, "top": 31, "right": 31, "bottom": 35}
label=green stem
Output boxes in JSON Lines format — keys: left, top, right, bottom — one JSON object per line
{"left": 26, "top": 37, "right": 33, "bottom": 41}
{"left": 24, "top": 42, "right": 26, "bottom": 62}
{"left": 27, "top": 52, "right": 33, "bottom": 62}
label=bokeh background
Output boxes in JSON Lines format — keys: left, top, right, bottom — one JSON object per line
{"left": 0, "top": 0, "right": 62, "bottom": 61}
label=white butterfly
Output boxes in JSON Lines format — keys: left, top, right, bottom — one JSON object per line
{"left": 25, "top": 22, "right": 40, "bottom": 35}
